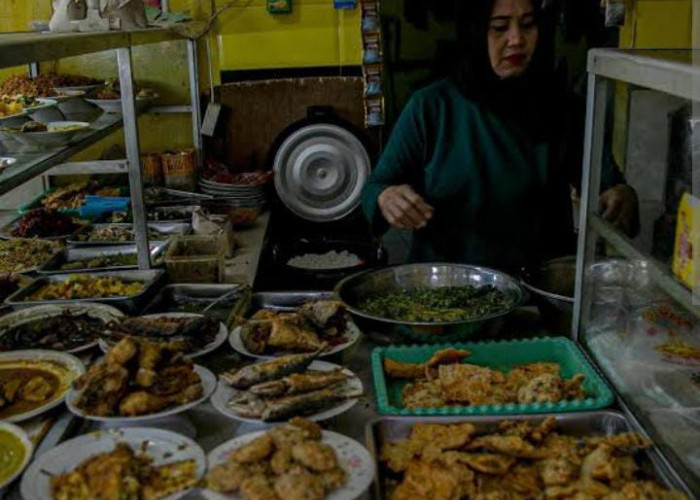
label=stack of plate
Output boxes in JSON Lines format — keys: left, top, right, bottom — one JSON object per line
{"left": 198, "top": 178, "right": 267, "bottom": 206}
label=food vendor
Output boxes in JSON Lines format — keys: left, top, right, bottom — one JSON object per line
{"left": 361, "top": 0, "right": 639, "bottom": 273}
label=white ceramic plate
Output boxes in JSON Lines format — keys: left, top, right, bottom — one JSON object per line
{"left": 98, "top": 312, "right": 228, "bottom": 358}
{"left": 0, "top": 350, "right": 85, "bottom": 423}
{"left": 20, "top": 427, "right": 205, "bottom": 500}
{"left": 24, "top": 98, "right": 58, "bottom": 114}
{"left": 203, "top": 428, "right": 375, "bottom": 500}
{"left": 210, "top": 360, "right": 362, "bottom": 423}
{"left": 41, "top": 90, "right": 86, "bottom": 102}
{"left": 229, "top": 319, "right": 361, "bottom": 360}
{"left": 66, "top": 364, "right": 216, "bottom": 423}
{"left": 11, "top": 121, "right": 90, "bottom": 148}
{"left": 54, "top": 84, "right": 102, "bottom": 93}
{"left": 0, "top": 421, "right": 33, "bottom": 490}
{"left": 0, "top": 302, "right": 124, "bottom": 354}
{"left": 85, "top": 95, "right": 158, "bottom": 114}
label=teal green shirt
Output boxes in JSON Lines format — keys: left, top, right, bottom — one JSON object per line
{"left": 362, "top": 79, "right": 582, "bottom": 272}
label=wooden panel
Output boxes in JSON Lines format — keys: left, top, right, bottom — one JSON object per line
{"left": 210, "top": 77, "right": 378, "bottom": 171}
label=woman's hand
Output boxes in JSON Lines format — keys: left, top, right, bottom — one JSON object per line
{"left": 599, "top": 184, "right": 640, "bottom": 238}
{"left": 378, "top": 184, "right": 435, "bottom": 230}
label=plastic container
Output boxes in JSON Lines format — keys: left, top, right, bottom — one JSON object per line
{"left": 162, "top": 149, "right": 197, "bottom": 192}
{"left": 165, "top": 234, "right": 226, "bottom": 283}
{"left": 371, "top": 337, "right": 614, "bottom": 416}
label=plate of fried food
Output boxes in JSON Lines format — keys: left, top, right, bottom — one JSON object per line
{"left": 99, "top": 313, "right": 229, "bottom": 358}
{"left": 212, "top": 350, "right": 363, "bottom": 423}
{"left": 0, "top": 303, "right": 123, "bottom": 353}
{"left": 0, "top": 238, "right": 63, "bottom": 273}
{"left": 373, "top": 415, "right": 688, "bottom": 500}
{"left": 372, "top": 338, "right": 614, "bottom": 416}
{"left": 0, "top": 349, "right": 85, "bottom": 422}
{"left": 66, "top": 337, "right": 216, "bottom": 423}
{"left": 20, "top": 427, "right": 205, "bottom": 500}
{"left": 203, "top": 417, "right": 375, "bottom": 500}
{"left": 229, "top": 299, "right": 361, "bottom": 359}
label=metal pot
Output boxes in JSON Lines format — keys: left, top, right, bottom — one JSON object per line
{"left": 335, "top": 263, "right": 525, "bottom": 343}
{"left": 521, "top": 256, "right": 576, "bottom": 334}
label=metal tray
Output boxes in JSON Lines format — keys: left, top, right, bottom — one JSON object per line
{"left": 365, "top": 412, "right": 682, "bottom": 500}
{"left": 67, "top": 222, "right": 191, "bottom": 246}
{"left": 4, "top": 269, "right": 165, "bottom": 314}
{"left": 144, "top": 283, "right": 250, "bottom": 328}
{"left": 37, "top": 243, "right": 169, "bottom": 275}
{"left": 243, "top": 291, "right": 335, "bottom": 316}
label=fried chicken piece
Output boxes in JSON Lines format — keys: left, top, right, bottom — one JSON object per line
{"left": 585, "top": 432, "right": 652, "bottom": 452}
{"left": 267, "top": 318, "right": 324, "bottom": 352}
{"left": 392, "top": 460, "right": 462, "bottom": 500}
{"left": 402, "top": 379, "right": 447, "bottom": 408}
{"left": 273, "top": 470, "right": 325, "bottom": 500}
{"left": 291, "top": 441, "right": 337, "bottom": 472}
{"left": 106, "top": 337, "right": 139, "bottom": 366}
{"left": 384, "top": 358, "right": 427, "bottom": 380}
{"left": 381, "top": 440, "right": 416, "bottom": 473}
{"left": 270, "top": 446, "right": 293, "bottom": 475}
{"left": 268, "top": 418, "right": 322, "bottom": 448}
{"left": 539, "top": 457, "right": 580, "bottom": 486}
{"left": 497, "top": 417, "right": 558, "bottom": 443}
{"left": 563, "top": 374, "right": 587, "bottom": 400}
{"left": 20, "top": 375, "right": 54, "bottom": 402}
{"left": 466, "top": 435, "right": 549, "bottom": 459}
{"left": 149, "top": 365, "right": 201, "bottom": 396}
{"left": 408, "top": 422, "right": 476, "bottom": 455}
{"left": 318, "top": 467, "right": 346, "bottom": 492}
{"left": 135, "top": 341, "right": 163, "bottom": 388}
{"left": 478, "top": 463, "right": 543, "bottom": 500}
{"left": 230, "top": 434, "right": 274, "bottom": 464}
{"left": 142, "top": 459, "right": 198, "bottom": 500}
{"left": 580, "top": 445, "right": 614, "bottom": 497}
{"left": 517, "top": 374, "right": 564, "bottom": 404}
{"left": 205, "top": 461, "right": 270, "bottom": 493}
{"left": 603, "top": 481, "right": 688, "bottom": 500}
{"left": 299, "top": 300, "right": 348, "bottom": 336}
{"left": 251, "top": 310, "right": 277, "bottom": 321}
{"left": 437, "top": 364, "right": 509, "bottom": 405}
{"left": 118, "top": 383, "right": 202, "bottom": 416}
{"left": 73, "top": 364, "right": 129, "bottom": 416}
{"left": 241, "top": 474, "right": 278, "bottom": 500}
{"left": 426, "top": 348, "right": 472, "bottom": 368}
{"left": 443, "top": 452, "right": 516, "bottom": 475}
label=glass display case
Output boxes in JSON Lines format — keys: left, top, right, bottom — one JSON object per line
{"left": 574, "top": 49, "right": 699, "bottom": 497}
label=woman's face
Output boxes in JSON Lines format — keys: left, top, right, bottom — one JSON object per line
{"left": 487, "top": 0, "right": 538, "bottom": 79}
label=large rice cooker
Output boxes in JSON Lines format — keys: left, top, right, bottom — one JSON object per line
{"left": 262, "top": 111, "right": 384, "bottom": 290}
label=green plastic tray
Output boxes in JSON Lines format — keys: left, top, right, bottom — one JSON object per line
{"left": 372, "top": 337, "right": 614, "bottom": 416}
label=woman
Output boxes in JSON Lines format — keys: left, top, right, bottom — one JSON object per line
{"left": 361, "top": 0, "right": 638, "bottom": 273}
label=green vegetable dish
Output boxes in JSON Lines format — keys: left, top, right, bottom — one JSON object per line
{"left": 358, "top": 286, "right": 512, "bottom": 322}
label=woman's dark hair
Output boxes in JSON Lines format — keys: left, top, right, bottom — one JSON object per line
{"left": 452, "top": 0, "right": 558, "bottom": 110}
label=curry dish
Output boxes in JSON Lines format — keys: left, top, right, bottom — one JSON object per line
{"left": 0, "top": 365, "right": 61, "bottom": 419}
{"left": 50, "top": 442, "right": 198, "bottom": 500}
{"left": 380, "top": 418, "right": 688, "bottom": 500}
{"left": 0, "top": 429, "right": 27, "bottom": 485}
{"left": 206, "top": 417, "right": 347, "bottom": 500}
{"left": 384, "top": 349, "right": 587, "bottom": 408}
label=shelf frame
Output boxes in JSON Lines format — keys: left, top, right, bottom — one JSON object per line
{"left": 574, "top": 48, "right": 700, "bottom": 498}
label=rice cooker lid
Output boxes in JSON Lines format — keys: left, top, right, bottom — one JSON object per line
{"left": 273, "top": 122, "right": 371, "bottom": 222}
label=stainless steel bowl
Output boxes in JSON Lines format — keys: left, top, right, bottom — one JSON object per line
{"left": 521, "top": 256, "right": 576, "bottom": 333}
{"left": 334, "top": 263, "right": 525, "bottom": 342}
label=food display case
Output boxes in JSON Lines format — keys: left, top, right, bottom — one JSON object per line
{"left": 574, "top": 49, "right": 699, "bottom": 497}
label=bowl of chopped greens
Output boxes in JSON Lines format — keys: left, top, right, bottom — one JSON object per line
{"left": 334, "top": 263, "right": 525, "bottom": 341}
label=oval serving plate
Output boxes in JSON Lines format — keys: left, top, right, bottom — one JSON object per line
{"left": 210, "top": 360, "right": 363, "bottom": 424}
{"left": 65, "top": 364, "right": 216, "bottom": 423}
{"left": 98, "top": 312, "right": 228, "bottom": 359}
{"left": 0, "top": 303, "right": 123, "bottom": 354}
{"left": 0, "top": 350, "right": 85, "bottom": 423}
{"left": 0, "top": 421, "right": 33, "bottom": 490}
{"left": 21, "top": 427, "right": 205, "bottom": 500}
{"left": 203, "top": 428, "right": 375, "bottom": 500}
{"left": 228, "top": 319, "right": 361, "bottom": 360}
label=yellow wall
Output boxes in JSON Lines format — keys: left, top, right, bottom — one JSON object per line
{"left": 215, "top": 0, "right": 362, "bottom": 70}
{"left": 613, "top": 0, "right": 694, "bottom": 168}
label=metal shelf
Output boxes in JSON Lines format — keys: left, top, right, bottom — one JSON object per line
{"left": 0, "top": 28, "right": 188, "bottom": 69}
{"left": 589, "top": 215, "right": 700, "bottom": 316}
{"left": 0, "top": 112, "right": 129, "bottom": 197}
{"left": 588, "top": 49, "right": 699, "bottom": 101}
